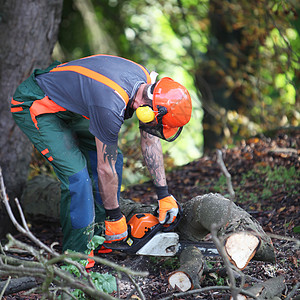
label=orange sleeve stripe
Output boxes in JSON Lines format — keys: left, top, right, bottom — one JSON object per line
{"left": 48, "top": 156, "right": 53, "bottom": 162}
{"left": 50, "top": 66, "right": 129, "bottom": 105}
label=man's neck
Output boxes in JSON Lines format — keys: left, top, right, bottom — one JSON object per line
{"left": 132, "top": 83, "right": 147, "bottom": 110}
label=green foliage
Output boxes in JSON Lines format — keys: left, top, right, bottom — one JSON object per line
{"left": 59, "top": 235, "right": 116, "bottom": 299}
{"left": 90, "top": 271, "right": 117, "bottom": 294}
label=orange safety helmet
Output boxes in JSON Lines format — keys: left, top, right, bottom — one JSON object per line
{"left": 139, "top": 77, "right": 192, "bottom": 142}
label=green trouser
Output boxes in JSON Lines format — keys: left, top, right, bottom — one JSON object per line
{"left": 11, "top": 71, "right": 123, "bottom": 253}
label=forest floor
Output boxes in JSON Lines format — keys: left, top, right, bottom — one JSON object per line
{"left": 3, "top": 130, "right": 300, "bottom": 299}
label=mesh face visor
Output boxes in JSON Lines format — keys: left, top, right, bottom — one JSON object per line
{"left": 139, "top": 105, "right": 183, "bottom": 142}
{"left": 139, "top": 122, "right": 183, "bottom": 142}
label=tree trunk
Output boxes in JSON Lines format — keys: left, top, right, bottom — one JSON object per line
{"left": 198, "top": 0, "right": 261, "bottom": 151}
{"left": 0, "top": 0, "right": 63, "bottom": 239}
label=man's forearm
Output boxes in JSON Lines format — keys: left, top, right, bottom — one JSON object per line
{"left": 140, "top": 130, "right": 167, "bottom": 187}
{"left": 97, "top": 165, "right": 119, "bottom": 209}
{"left": 96, "top": 138, "right": 119, "bottom": 209}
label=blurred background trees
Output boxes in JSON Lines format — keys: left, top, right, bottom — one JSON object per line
{"left": 55, "top": 0, "right": 299, "bottom": 184}
{"left": 1, "top": 0, "right": 299, "bottom": 193}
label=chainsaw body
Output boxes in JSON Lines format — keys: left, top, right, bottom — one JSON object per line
{"left": 103, "top": 207, "right": 219, "bottom": 257}
{"left": 103, "top": 212, "right": 181, "bottom": 256}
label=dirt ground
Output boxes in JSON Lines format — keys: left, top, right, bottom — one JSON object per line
{"left": 2, "top": 130, "right": 300, "bottom": 299}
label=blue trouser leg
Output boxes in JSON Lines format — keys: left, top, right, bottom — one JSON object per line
{"left": 61, "top": 114, "right": 124, "bottom": 238}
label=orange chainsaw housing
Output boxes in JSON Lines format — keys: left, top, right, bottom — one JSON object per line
{"left": 127, "top": 213, "right": 159, "bottom": 239}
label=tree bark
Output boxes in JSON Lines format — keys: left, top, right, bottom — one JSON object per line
{"left": 0, "top": 0, "right": 63, "bottom": 239}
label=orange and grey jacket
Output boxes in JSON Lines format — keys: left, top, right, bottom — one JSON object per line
{"left": 33, "top": 55, "right": 151, "bottom": 144}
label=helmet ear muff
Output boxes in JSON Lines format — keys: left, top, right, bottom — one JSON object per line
{"left": 136, "top": 106, "right": 155, "bottom": 123}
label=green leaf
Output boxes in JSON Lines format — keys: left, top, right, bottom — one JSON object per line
{"left": 293, "top": 226, "right": 300, "bottom": 233}
{"left": 87, "top": 235, "right": 105, "bottom": 250}
{"left": 90, "top": 272, "right": 117, "bottom": 293}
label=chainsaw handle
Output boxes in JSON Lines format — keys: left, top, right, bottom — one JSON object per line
{"left": 162, "top": 201, "right": 182, "bottom": 232}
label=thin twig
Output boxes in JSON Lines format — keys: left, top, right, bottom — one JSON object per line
{"left": 212, "top": 150, "right": 243, "bottom": 300}
{"left": 0, "top": 276, "right": 11, "bottom": 298}
{"left": 160, "top": 285, "right": 258, "bottom": 300}
{"left": 211, "top": 224, "right": 240, "bottom": 300}
{"left": 267, "top": 233, "right": 300, "bottom": 247}
{"left": 0, "top": 166, "right": 148, "bottom": 299}
{"left": 216, "top": 149, "right": 235, "bottom": 200}
{"left": 128, "top": 274, "right": 146, "bottom": 300}
{"left": 0, "top": 168, "right": 58, "bottom": 257}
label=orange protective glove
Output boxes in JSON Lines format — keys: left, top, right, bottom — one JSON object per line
{"left": 104, "top": 215, "right": 128, "bottom": 242}
{"left": 158, "top": 195, "right": 179, "bottom": 224}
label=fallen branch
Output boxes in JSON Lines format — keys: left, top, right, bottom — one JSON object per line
{"left": 0, "top": 277, "right": 37, "bottom": 296}
{"left": 285, "top": 281, "right": 300, "bottom": 300}
{"left": 175, "top": 194, "right": 275, "bottom": 266}
{"left": 231, "top": 276, "right": 286, "bottom": 300}
{"left": 0, "top": 167, "right": 147, "bottom": 299}
{"left": 160, "top": 285, "right": 258, "bottom": 300}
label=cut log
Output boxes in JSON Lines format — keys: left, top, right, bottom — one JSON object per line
{"left": 230, "top": 276, "right": 285, "bottom": 299}
{"left": 225, "top": 232, "right": 260, "bottom": 270}
{"left": 168, "top": 246, "right": 204, "bottom": 292}
{"left": 175, "top": 194, "right": 275, "bottom": 264}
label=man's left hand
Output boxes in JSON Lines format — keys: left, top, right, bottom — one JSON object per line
{"left": 158, "top": 195, "right": 179, "bottom": 224}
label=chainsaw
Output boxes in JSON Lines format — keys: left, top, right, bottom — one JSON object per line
{"left": 103, "top": 206, "right": 218, "bottom": 257}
